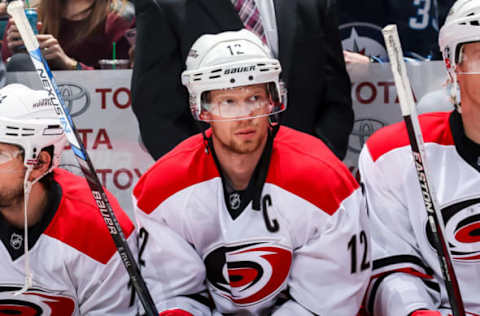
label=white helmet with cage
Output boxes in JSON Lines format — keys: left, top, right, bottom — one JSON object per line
{"left": 181, "top": 29, "right": 286, "bottom": 121}
{"left": 0, "top": 83, "right": 67, "bottom": 294}
{"left": 0, "top": 83, "right": 66, "bottom": 171}
{"left": 439, "top": 0, "right": 480, "bottom": 80}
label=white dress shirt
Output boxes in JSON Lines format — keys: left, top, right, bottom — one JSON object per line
{"left": 231, "top": 0, "right": 279, "bottom": 57}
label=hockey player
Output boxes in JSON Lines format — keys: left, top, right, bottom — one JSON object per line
{"left": 0, "top": 84, "right": 137, "bottom": 315}
{"left": 133, "top": 29, "right": 370, "bottom": 315}
{"left": 359, "top": 1, "right": 480, "bottom": 315}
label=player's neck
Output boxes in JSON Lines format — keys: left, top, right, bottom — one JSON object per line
{"left": 0, "top": 183, "right": 48, "bottom": 229}
{"left": 213, "top": 137, "right": 267, "bottom": 191}
{"left": 461, "top": 104, "right": 480, "bottom": 145}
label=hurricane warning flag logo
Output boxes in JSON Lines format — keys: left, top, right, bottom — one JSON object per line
{"left": 426, "top": 198, "right": 480, "bottom": 261}
{"left": 204, "top": 241, "right": 292, "bottom": 306}
{"left": 0, "top": 286, "right": 75, "bottom": 315}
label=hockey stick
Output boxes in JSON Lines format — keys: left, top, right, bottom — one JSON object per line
{"left": 7, "top": 2, "right": 158, "bottom": 315}
{"left": 382, "top": 25, "right": 465, "bottom": 316}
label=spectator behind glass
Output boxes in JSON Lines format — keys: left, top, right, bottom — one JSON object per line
{"left": 2, "top": 0, "right": 134, "bottom": 70}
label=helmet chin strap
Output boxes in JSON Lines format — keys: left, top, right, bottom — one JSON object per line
{"left": 14, "top": 166, "right": 34, "bottom": 296}
{"left": 14, "top": 163, "right": 51, "bottom": 296}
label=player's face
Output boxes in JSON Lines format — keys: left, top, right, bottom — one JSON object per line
{"left": 205, "top": 84, "right": 271, "bottom": 154}
{"left": 457, "top": 42, "right": 480, "bottom": 108}
{"left": 0, "top": 142, "right": 26, "bottom": 208}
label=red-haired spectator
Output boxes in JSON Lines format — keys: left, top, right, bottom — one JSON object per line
{"left": 3, "top": 0, "right": 134, "bottom": 70}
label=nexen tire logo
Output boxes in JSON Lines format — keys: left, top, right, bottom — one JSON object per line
{"left": 224, "top": 66, "right": 256, "bottom": 74}
{"left": 204, "top": 241, "right": 291, "bottom": 306}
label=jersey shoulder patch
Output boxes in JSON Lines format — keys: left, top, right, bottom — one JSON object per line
{"left": 133, "top": 133, "right": 219, "bottom": 215}
{"left": 366, "top": 111, "right": 454, "bottom": 162}
{"left": 267, "top": 127, "right": 359, "bottom": 215}
{"left": 44, "top": 168, "right": 134, "bottom": 264}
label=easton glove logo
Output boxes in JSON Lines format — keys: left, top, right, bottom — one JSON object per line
{"left": 0, "top": 286, "right": 75, "bottom": 316}
{"left": 204, "top": 241, "right": 292, "bottom": 306}
{"left": 426, "top": 198, "right": 480, "bottom": 261}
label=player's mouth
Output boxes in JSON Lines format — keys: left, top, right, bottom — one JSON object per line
{"left": 235, "top": 128, "right": 256, "bottom": 139}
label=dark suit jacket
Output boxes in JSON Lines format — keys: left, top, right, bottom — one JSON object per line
{"left": 132, "top": 0, "right": 353, "bottom": 160}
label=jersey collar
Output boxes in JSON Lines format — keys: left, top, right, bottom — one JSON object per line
{"left": 209, "top": 127, "right": 276, "bottom": 220}
{"left": 450, "top": 110, "right": 480, "bottom": 173}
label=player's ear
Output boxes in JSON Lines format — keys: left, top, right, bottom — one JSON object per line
{"left": 29, "top": 150, "right": 52, "bottom": 180}
{"left": 199, "top": 111, "right": 211, "bottom": 121}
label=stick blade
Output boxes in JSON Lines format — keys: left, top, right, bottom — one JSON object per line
{"left": 382, "top": 24, "right": 416, "bottom": 116}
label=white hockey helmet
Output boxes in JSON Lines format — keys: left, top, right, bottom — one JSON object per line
{"left": 181, "top": 29, "right": 286, "bottom": 121}
{"left": 0, "top": 84, "right": 66, "bottom": 170}
{"left": 439, "top": 0, "right": 480, "bottom": 77}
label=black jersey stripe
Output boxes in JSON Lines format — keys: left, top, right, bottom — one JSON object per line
{"left": 367, "top": 274, "right": 389, "bottom": 314}
{"left": 373, "top": 255, "right": 434, "bottom": 276}
{"left": 423, "top": 279, "right": 441, "bottom": 293}
{"left": 182, "top": 292, "right": 214, "bottom": 310}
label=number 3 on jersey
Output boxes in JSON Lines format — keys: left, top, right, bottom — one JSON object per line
{"left": 409, "top": 0, "right": 432, "bottom": 30}
{"left": 348, "top": 231, "right": 370, "bottom": 274}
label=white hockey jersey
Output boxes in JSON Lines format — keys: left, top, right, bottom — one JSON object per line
{"left": 359, "top": 111, "right": 480, "bottom": 316}
{"left": 0, "top": 168, "right": 137, "bottom": 315}
{"left": 134, "top": 126, "right": 370, "bottom": 316}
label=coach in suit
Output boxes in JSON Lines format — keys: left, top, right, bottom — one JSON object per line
{"left": 132, "top": 0, "right": 353, "bottom": 160}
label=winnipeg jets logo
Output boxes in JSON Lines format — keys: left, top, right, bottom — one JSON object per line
{"left": 10, "top": 233, "right": 23, "bottom": 250}
{"left": 339, "top": 23, "right": 387, "bottom": 60}
{"left": 204, "top": 241, "right": 292, "bottom": 306}
{"left": 229, "top": 193, "right": 241, "bottom": 210}
{"left": 426, "top": 198, "right": 480, "bottom": 261}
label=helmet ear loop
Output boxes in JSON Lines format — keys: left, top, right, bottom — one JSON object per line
{"left": 447, "top": 67, "right": 462, "bottom": 113}
{"left": 266, "top": 83, "right": 280, "bottom": 128}
{"left": 453, "top": 45, "right": 464, "bottom": 113}
{"left": 453, "top": 78, "right": 462, "bottom": 113}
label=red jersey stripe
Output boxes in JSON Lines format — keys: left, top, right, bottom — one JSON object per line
{"left": 367, "top": 112, "right": 455, "bottom": 162}
{"left": 45, "top": 168, "right": 134, "bottom": 264}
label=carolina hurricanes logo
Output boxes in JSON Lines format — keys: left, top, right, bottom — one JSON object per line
{"left": 426, "top": 198, "right": 480, "bottom": 261}
{"left": 204, "top": 241, "right": 292, "bottom": 306}
{"left": 0, "top": 286, "right": 75, "bottom": 315}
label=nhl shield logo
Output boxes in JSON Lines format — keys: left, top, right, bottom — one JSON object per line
{"left": 10, "top": 233, "right": 23, "bottom": 250}
{"left": 229, "top": 193, "right": 241, "bottom": 210}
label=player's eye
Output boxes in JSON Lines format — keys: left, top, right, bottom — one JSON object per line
{"left": 221, "top": 99, "right": 237, "bottom": 106}
{"left": 0, "top": 152, "right": 11, "bottom": 163}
